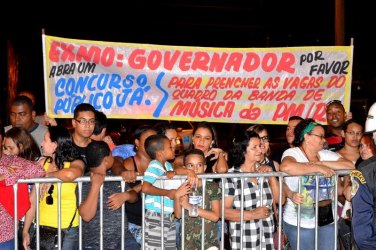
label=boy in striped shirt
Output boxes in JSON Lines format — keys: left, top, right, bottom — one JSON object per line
{"left": 142, "top": 134, "right": 196, "bottom": 249}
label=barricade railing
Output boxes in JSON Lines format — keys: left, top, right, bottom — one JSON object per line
{"left": 13, "top": 170, "right": 352, "bottom": 250}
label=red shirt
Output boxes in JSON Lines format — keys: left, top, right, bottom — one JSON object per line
{"left": 0, "top": 154, "right": 45, "bottom": 243}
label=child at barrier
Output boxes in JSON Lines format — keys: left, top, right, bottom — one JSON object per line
{"left": 174, "top": 148, "right": 221, "bottom": 249}
{"left": 141, "top": 134, "right": 197, "bottom": 249}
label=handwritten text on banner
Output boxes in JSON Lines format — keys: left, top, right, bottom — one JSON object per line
{"left": 43, "top": 35, "right": 353, "bottom": 124}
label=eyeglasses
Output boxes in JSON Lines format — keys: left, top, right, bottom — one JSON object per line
{"left": 308, "top": 133, "right": 325, "bottom": 140}
{"left": 326, "top": 100, "right": 342, "bottom": 109}
{"left": 46, "top": 185, "right": 54, "bottom": 205}
{"left": 74, "top": 118, "right": 96, "bottom": 126}
{"left": 346, "top": 131, "right": 363, "bottom": 137}
{"left": 260, "top": 136, "right": 270, "bottom": 142}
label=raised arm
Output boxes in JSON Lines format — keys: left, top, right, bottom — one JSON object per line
{"left": 214, "top": 151, "right": 229, "bottom": 173}
{"left": 142, "top": 181, "right": 176, "bottom": 200}
{"left": 207, "top": 148, "right": 229, "bottom": 173}
{"left": 46, "top": 159, "right": 84, "bottom": 182}
{"left": 173, "top": 168, "right": 198, "bottom": 186}
{"left": 79, "top": 173, "right": 104, "bottom": 222}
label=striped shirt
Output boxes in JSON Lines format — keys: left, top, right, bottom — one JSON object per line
{"left": 143, "top": 160, "right": 181, "bottom": 214}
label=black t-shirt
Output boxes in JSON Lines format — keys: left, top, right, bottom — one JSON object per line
{"left": 72, "top": 141, "right": 88, "bottom": 172}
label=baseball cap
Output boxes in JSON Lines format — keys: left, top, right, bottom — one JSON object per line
{"left": 365, "top": 102, "right": 376, "bottom": 133}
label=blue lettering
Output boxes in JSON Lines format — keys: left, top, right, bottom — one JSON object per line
{"left": 123, "top": 74, "right": 134, "bottom": 88}
{"left": 97, "top": 74, "right": 109, "bottom": 90}
{"left": 54, "top": 98, "right": 69, "bottom": 113}
{"left": 88, "top": 93, "right": 95, "bottom": 106}
{"left": 88, "top": 75, "right": 98, "bottom": 91}
{"left": 75, "top": 76, "right": 89, "bottom": 93}
{"left": 103, "top": 92, "right": 113, "bottom": 109}
{"left": 153, "top": 72, "right": 167, "bottom": 117}
{"left": 129, "top": 87, "right": 143, "bottom": 105}
{"left": 92, "top": 93, "right": 103, "bottom": 109}
{"left": 54, "top": 96, "right": 86, "bottom": 114}
{"left": 109, "top": 74, "right": 122, "bottom": 89}
{"left": 136, "top": 74, "right": 148, "bottom": 87}
{"left": 116, "top": 89, "right": 133, "bottom": 107}
{"left": 55, "top": 78, "right": 65, "bottom": 97}
{"left": 72, "top": 96, "right": 85, "bottom": 111}
{"left": 66, "top": 78, "right": 75, "bottom": 96}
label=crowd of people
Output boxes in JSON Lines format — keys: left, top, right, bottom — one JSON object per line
{"left": 1, "top": 92, "right": 376, "bottom": 250}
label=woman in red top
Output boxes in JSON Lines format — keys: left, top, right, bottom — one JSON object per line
{"left": 0, "top": 121, "right": 45, "bottom": 250}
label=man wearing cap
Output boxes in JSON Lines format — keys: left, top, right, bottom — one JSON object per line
{"left": 348, "top": 102, "right": 376, "bottom": 249}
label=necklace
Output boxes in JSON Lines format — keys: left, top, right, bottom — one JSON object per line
{"left": 299, "top": 146, "right": 320, "bottom": 162}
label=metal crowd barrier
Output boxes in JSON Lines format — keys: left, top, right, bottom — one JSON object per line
{"left": 14, "top": 170, "right": 351, "bottom": 250}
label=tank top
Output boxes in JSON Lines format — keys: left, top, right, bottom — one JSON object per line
{"left": 124, "top": 156, "right": 143, "bottom": 225}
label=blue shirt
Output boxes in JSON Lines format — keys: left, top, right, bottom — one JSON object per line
{"left": 143, "top": 160, "right": 180, "bottom": 214}
{"left": 351, "top": 156, "right": 376, "bottom": 249}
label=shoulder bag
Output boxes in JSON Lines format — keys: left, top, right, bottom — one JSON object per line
{"left": 30, "top": 209, "right": 77, "bottom": 249}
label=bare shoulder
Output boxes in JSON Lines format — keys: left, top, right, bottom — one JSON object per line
{"left": 123, "top": 157, "right": 135, "bottom": 171}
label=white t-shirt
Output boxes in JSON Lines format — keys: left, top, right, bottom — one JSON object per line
{"left": 282, "top": 147, "right": 341, "bottom": 228}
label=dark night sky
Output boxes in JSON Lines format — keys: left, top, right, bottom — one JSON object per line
{"left": 1, "top": 0, "right": 375, "bottom": 122}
